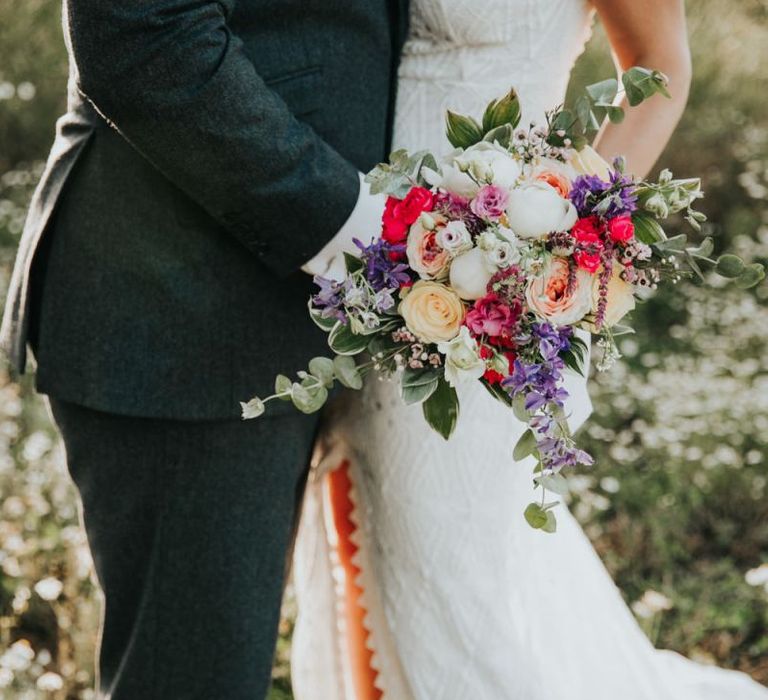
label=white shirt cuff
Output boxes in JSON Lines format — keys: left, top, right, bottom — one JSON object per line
{"left": 301, "top": 172, "right": 386, "bottom": 278}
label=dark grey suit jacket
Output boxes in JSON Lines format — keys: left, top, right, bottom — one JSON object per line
{"left": 1, "top": 0, "right": 408, "bottom": 419}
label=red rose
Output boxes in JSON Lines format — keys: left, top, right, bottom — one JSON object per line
{"left": 607, "top": 215, "right": 635, "bottom": 243}
{"left": 571, "top": 215, "right": 603, "bottom": 247}
{"left": 398, "top": 187, "right": 435, "bottom": 225}
{"left": 382, "top": 197, "right": 408, "bottom": 243}
{"left": 574, "top": 250, "right": 602, "bottom": 274}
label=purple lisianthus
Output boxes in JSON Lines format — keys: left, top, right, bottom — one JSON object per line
{"left": 570, "top": 171, "right": 638, "bottom": 220}
{"left": 354, "top": 237, "right": 412, "bottom": 292}
{"left": 312, "top": 275, "right": 347, "bottom": 323}
{"left": 470, "top": 184, "right": 509, "bottom": 220}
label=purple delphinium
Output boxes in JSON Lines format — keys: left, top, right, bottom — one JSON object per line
{"left": 354, "top": 237, "right": 412, "bottom": 292}
{"left": 312, "top": 276, "right": 347, "bottom": 323}
{"left": 504, "top": 321, "right": 593, "bottom": 472}
{"left": 570, "top": 171, "right": 638, "bottom": 220}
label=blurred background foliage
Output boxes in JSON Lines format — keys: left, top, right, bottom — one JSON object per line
{"left": 0, "top": 0, "right": 765, "bottom": 697}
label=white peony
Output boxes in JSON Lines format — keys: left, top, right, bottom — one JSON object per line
{"left": 437, "top": 326, "right": 486, "bottom": 387}
{"left": 422, "top": 142, "right": 522, "bottom": 198}
{"left": 449, "top": 247, "right": 496, "bottom": 300}
{"left": 505, "top": 181, "right": 578, "bottom": 239}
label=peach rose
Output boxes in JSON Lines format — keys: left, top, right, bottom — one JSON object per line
{"left": 407, "top": 219, "right": 451, "bottom": 280}
{"left": 525, "top": 257, "right": 593, "bottom": 326}
{"left": 399, "top": 281, "right": 465, "bottom": 343}
{"left": 591, "top": 265, "right": 636, "bottom": 327}
{"left": 531, "top": 157, "right": 576, "bottom": 197}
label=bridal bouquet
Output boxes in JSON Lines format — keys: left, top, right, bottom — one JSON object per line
{"left": 243, "top": 68, "right": 764, "bottom": 532}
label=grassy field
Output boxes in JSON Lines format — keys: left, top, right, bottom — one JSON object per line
{"left": 0, "top": 1, "right": 766, "bottom": 697}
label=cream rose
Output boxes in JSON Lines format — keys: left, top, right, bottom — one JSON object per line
{"left": 592, "top": 265, "right": 636, "bottom": 327}
{"left": 406, "top": 219, "right": 451, "bottom": 280}
{"left": 525, "top": 257, "right": 593, "bottom": 326}
{"left": 437, "top": 326, "right": 486, "bottom": 387}
{"left": 399, "top": 281, "right": 465, "bottom": 343}
{"left": 505, "top": 181, "right": 578, "bottom": 239}
{"left": 569, "top": 145, "right": 612, "bottom": 180}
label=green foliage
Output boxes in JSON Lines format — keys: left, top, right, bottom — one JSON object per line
{"left": 421, "top": 377, "right": 459, "bottom": 439}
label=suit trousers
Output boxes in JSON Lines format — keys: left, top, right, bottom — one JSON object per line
{"left": 48, "top": 398, "right": 318, "bottom": 700}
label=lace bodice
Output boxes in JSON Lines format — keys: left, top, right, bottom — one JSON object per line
{"left": 393, "top": 0, "right": 595, "bottom": 153}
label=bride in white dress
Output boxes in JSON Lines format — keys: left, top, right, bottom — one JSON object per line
{"left": 290, "top": 1, "right": 768, "bottom": 698}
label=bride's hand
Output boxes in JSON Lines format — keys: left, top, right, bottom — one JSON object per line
{"left": 590, "top": 0, "right": 691, "bottom": 178}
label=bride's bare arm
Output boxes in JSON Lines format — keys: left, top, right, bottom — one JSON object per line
{"left": 590, "top": 0, "right": 691, "bottom": 178}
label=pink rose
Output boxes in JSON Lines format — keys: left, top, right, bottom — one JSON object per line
{"left": 574, "top": 249, "right": 602, "bottom": 274}
{"left": 525, "top": 257, "right": 593, "bottom": 326}
{"left": 406, "top": 220, "right": 451, "bottom": 280}
{"left": 607, "top": 215, "right": 635, "bottom": 243}
{"left": 470, "top": 184, "right": 509, "bottom": 220}
{"left": 465, "top": 293, "right": 520, "bottom": 339}
{"left": 571, "top": 216, "right": 603, "bottom": 246}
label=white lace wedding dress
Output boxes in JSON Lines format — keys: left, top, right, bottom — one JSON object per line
{"left": 290, "top": 1, "right": 768, "bottom": 698}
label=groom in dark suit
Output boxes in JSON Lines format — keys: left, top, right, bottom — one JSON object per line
{"left": 1, "top": 0, "right": 408, "bottom": 697}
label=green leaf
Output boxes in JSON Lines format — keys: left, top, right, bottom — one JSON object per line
{"left": 290, "top": 381, "right": 328, "bottom": 414}
{"left": 328, "top": 322, "right": 370, "bottom": 356}
{"left": 561, "top": 348, "right": 585, "bottom": 376}
{"left": 575, "top": 95, "right": 599, "bottom": 132}
{"left": 275, "top": 374, "right": 293, "bottom": 400}
{"left": 308, "top": 357, "right": 335, "bottom": 387}
{"left": 604, "top": 105, "right": 625, "bottom": 124}
{"left": 445, "top": 110, "right": 484, "bottom": 149}
{"left": 402, "top": 378, "right": 439, "bottom": 405}
{"left": 240, "top": 397, "right": 265, "bottom": 419}
{"left": 333, "top": 355, "right": 363, "bottom": 390}
{"left": 402, "top": 366, "right": 441, "bottom": 388}
{"left": 483, "top": 123, "right": 513, "bottom": 149}
{"left": 344, "top": 252, "right": 364, "bottom": 274}
{"left": 687, "top": 236, "right": 714, "bottom": 259}
{"left": 535, "top": 473, "right": 570, "bottom": 496}
{"left": 309, "top": 307, "right": 341, "bottom": 332}
{"left": 512, "top": 392, "right": 530, "bottom": 422}
{"left": 586, "top": 77, "right": 618, "bottom": 105}
{"left": 542, "top": 510, "right": 558, "bottom": 533}
{"left": 735, "top": 263, "right": 766, "bottom": 289}
{"left": 632, "top": 212, "right": 666, "bottom": 244}
{"left": 422, "top": 377, "right": 460, "bottom": 440}
{"left": 524, "top": 502, "right": 548, "bottom": 529}
{"left": 513, "top": 429, "right": 538, "bottom": 461}
{"left": 715, "top": 254, "right": 745, "bottom": 278}
{"left": 654, "top": 234, "right": 688, "bottom": 252}
{"left": 481, "top": 89, "right": 521, "bottom": 133}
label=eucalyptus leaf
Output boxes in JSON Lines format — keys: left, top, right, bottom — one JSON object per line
{"left": 290, "top": 382, "right": 328, "bottom": 414}
{"left": 512, "top": 392, "right": 530, "bottom": 422}
{"left": 535, "top": 473, "right": 570, "bottom": 496}
{"left": 604, "top": 105, "right": 625, "bottom": 124}
{"left": 308, "top": 357, "right": 335, "bottom": 387}
{"left": 687, "top": 236, "right": 714, "bottom": 259}
{"left": 422, "top": 377, "right": 459, "bottom": 440}
{"left": 735, "top": 263, "right": 766, "bottom": 289}
{"left": 513, "top": 429, "right": 538, "bottom": 461}
{"left": 585, "top": 77, "right": 618, "bottom": 105}
{"left": 542, "top": 510, "right": 558, "bottom": 533}
{"left": 275, "top": 374, "right": 293, "bottom": 400}
{"left": 524, "top": 502, "right": 548, "bottom": 530}
{"left": 333, "top": 355, "right": 363, "bottom": 390}
{"left": 715, "top": 254, "right": 745, "bottom": 278}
